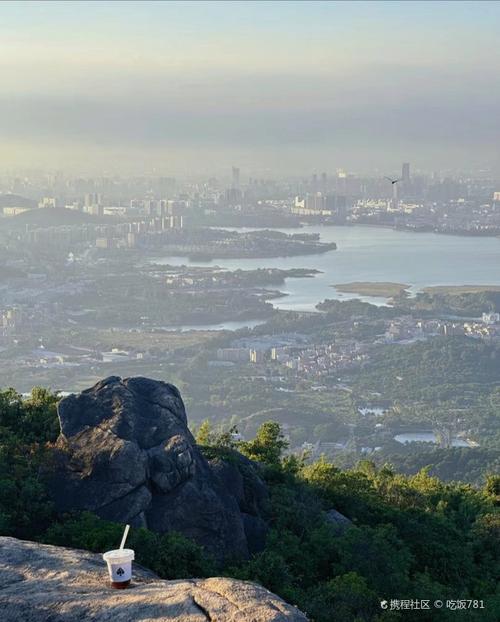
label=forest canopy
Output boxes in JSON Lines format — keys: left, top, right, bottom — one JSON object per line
{"left": 1, "top": 390, "right": 499, "bottom": 620}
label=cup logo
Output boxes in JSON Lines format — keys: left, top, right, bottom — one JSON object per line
{"left": 116, "top": 567, "right": 125, "bottom": 576}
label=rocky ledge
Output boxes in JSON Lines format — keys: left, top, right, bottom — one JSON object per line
{"left": 0, "top": 537, "right": 308, "bottom": 622}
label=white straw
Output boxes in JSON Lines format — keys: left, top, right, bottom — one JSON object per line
{"left": 119, "top": 524, "right": 130, "bottom": 550}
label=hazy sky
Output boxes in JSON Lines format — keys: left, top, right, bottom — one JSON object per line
{"left": 1, "top": 1, "right": 499, "bottom": 176}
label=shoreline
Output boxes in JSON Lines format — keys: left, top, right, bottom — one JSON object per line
{"left": 332, "top": 281, "right": 410, "bottom": 298}
{"left": 224, "top": 220, "right": 500, "bottom": 241}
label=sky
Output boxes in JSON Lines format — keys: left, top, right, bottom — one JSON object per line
{"left": 1, "top": 1, "right": 499, "bottom": 177}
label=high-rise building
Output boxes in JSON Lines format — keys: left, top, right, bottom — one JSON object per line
{"left": 391, "top": 182, "right": 399, "bottom": 211}
{"left": 402, "top": 162, "right": 410, "bottom": 182}
{"left": 38, "top": 197, "right": 57, "bottom": 209}
{"left": 231, "top": 166, "right": 240, "bottom": 190}
{"left": 311, "top": 173, "right": 318, "bottom": 192}
{"left": 321, "top": 172, "right": 327, "bottom": 193}
{"left": 84, "top": 193, "right": 102, "bottom": 215}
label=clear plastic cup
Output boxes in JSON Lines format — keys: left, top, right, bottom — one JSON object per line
{"left": 103, "top": 548, "right": 135, "bottom": 589}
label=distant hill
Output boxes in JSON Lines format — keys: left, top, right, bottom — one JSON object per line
{"left": 1, "top": 207, "right": 111, "bottom": 228}
{"left": 0, "top": 194, "right": 36, "bottom": 209}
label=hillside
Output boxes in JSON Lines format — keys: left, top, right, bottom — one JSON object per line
{"left": 0, "top": 379, "right": 499, "bottom": 621}
{"left": 1, "top": 206, "right": 112, "bottom": 228}
{"left": 0, "top": 193, "right": 37, "bottom": 209}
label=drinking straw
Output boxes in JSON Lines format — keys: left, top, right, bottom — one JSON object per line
{"left": 119, "top": 524, "right": 130, "bottom": 550}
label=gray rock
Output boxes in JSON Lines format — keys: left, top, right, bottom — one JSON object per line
{"left": 0, "top": 537, "right": 308, "bottom": 621}
{"left": 45, "top": 376, "right": 267, "bottom": 560}
{"left": 209, "top": 453, "right": 270, "bottom": 553}
{"left": 324, "top": 509, "right": 353, "bottom": 535}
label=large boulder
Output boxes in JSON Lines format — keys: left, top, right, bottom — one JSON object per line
{"left": 0, "top": 537, "right": 308, "bottom": 621}
{"left": 45, "top": 376, "right": 268, "bottom": 560}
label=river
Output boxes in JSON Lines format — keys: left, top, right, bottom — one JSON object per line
{"left": 152, "top": 225, "right": 500, "bottom": 329}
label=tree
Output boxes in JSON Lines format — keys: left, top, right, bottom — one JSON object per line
{"left": 44, "top": 512, "right": 215, "bottom": 579}
{"left": 195, "top": 419, "right": 213, "bottom": 446}
{"left": 239, "top": 421, "right": 288, "bottom": 466}
{"left": 333, "top": 524, "right": 412, "bottom": 596}
{"left": 307, "top": 572, "right": 380, "bottom": 622}
{"left": 484, "top": 474, "right": 500, "bottom": 505}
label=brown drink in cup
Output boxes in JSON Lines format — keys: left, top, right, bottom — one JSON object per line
{"left": 103, "top": 548, "right": 135, "bottom": 588}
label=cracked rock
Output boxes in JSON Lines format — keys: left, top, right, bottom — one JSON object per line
{"left": 0, "top": 537, "right": 308, "bottom": 621}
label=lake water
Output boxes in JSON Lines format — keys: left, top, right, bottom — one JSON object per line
{"left": 394, "top": 432, "right": 471, "bottom": 447}
{"left": 157, "top": 319, "right": 266, "bottom": 332}
{"left": 153, "top": 225, "right": 500, "bottom": 327}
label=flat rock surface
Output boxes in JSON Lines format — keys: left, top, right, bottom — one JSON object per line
{"left": 0, "top": 537, "right": 307, "bottom": 621}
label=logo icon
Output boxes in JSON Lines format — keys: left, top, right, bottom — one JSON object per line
{"left": 116, "top": 567, "right": 125, "bottom": 576}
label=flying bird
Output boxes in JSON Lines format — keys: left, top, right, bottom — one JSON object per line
{"left": 384, "top": 176, "right": 402, "bottom": 185}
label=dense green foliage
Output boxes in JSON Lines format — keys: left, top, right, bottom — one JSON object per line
{"left": 239, "top": 421, "right": 289, "bottom": 466}
{"left": 396, "top": 290, "right": 500, "bottom": 316}
{"left": 0, "top": 388, "right": 59, "bottom": 537}
{"left": 348, "top": 336, "right": 500, "bottom": 461}
{"left": 45, "top": 512, "right": 216, "bottom": 579}
{"left": 1, "top": 390, "right": 499, "bottom": 621}
{"left": 367, "top": 446, "right": 500, "bottom": 485}
{"left": 352, "top": 337, "right": 499, "bottom": 403}
{"left": 182, "top": 330, "right": 500, "bottom": 487}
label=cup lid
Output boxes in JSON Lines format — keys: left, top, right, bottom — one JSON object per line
{"left": 103, "top": 549, "right": 135, "bottom": 561}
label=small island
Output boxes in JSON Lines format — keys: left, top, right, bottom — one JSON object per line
{"left": 332, "top": 281, "right": 410, "bottom": 298}
{"left": 145, "top": 228, "right": 337, "bottom": 260}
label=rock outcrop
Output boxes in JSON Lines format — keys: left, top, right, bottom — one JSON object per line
{"left": 0, "top": 537, "right": 308, "bottom": 621}
{"left": 324, "top": 509, "right": 352, "bottom": 535}
{"left": 45, "top": 376, "right": 268, "bottom": 560}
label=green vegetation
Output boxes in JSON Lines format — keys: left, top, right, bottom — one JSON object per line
{"left": 0, "top": 388, "right": 59, "bottom": 538}
{"left": 333, "top": 282, "right": 410, "bottom": 298}
{"left": 316, "top": 298, "right": 397, "bottom": 319}
{"left": 422, "top": 285, "right": 500, "bottom": 295}
{"left": 396, "top": 289, "right": 500, "bottom": 316}
{"left": 368, "top": 446, "right": 500, "bottom": 485}
{"left": 45, "top": 512, "right": 216, "bottom": 579}
{"left": 352, "top": 336, "right": 499, "bottom": 402}
{"left": 1, "top": 390, "right": 499, "bottom": 621}
{"left": 181, "top": 327, "right": 499, "bottom": 484}
{"left": 238, "top": 421, "right": 289, "bottom": 466}
{"left": 349, "top": 337, "right": 500, "bottom": 448}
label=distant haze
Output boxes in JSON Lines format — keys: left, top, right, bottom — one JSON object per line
{"left": 1, "top": 1, "right": 499, "bottom": 175}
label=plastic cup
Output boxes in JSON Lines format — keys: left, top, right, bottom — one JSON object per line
{"left": 103, "top": 549, "right": 135, "bottom": 589}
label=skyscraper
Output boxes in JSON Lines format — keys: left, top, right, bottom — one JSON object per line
{"left": 321, "top": 172, "right": 327, "bottom": 193}
{"left": 231, "top": 166, "right": 240, "bottom": 190}
{"left": 311, "top": 173, "right": 318, "bottom": 192}
{"left": 402, "top": 162, "right": 410, "bottom": 182}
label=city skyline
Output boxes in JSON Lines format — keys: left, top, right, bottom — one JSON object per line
{"left": 1, "top": 1, "right": 500, "bottom": 175}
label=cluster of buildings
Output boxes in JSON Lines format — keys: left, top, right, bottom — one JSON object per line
{"left": 214, "top": 310, "right": 500, "bottom": 382}
{"left": 17, "top": 193, "right": 190, "bottom": 219}
{"left": 21, "top": 345, "right": 151, "bottom": 370}
{"left": 216, "top": 335, "right": 370, "bottom": 378}
{"left": 95, "top": 216, "right": 184, "bottom": 250}
{"left": 384, "top": 313, "right": 500, "bottom": 343}
{"left": 14, "top": 215, "right": 183, "bottom": 251}
{"left": 271, "top": 341, "right": 369, "bottom": 376}
{"left": 0, "top": 307, "right": 24, "bottom": 337}
{"left": 3, "top": 163, "right": 500, "bottom": 234}
{"left": 0, "top": 304, "right": 63, "bottom": 340}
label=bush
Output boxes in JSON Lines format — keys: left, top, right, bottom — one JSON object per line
{"left": 44, "top": 512, "right": 216, "bottom": 579}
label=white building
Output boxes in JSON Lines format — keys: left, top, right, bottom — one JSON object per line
{"left": 482, "top": 312, "right": 500, "bottom": 325}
